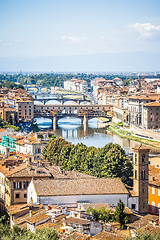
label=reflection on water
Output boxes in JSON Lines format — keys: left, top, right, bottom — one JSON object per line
{"left": 35, "top": 117, "right": 136, "bottom": 153}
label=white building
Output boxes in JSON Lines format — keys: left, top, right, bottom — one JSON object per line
{"left": 64, "top": 78, "right": 88, "bottom": 93}
{"left": 28, "top": 178, "right": 129, "bottom": 207}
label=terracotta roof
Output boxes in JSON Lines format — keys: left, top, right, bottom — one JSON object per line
{"left": 65, "top": 232, "right": 89, "bottom": 239}
{"left": 33, "top": 178, "right": 128, "bottom": 196}
{"left": 7, "top": 166, "right": 51, "bottom": 178}
{"left": 92, "top": 231, "right": 126, "bottom": 240}
{"left": 149, "top": 165, "right": 160, "bottom": 186}
{"left": 0, "top": 128, "right": 7, "bottom": 132}
{"left": 132, "top": 144, "right": 150, "bottom": 151}
{"left": 143, "top": 101, "right": 160, "bottom": 107}
{"left": 128, "top": 189, "right": 138, "bottom": 197}
{"left": 138, "top": 224, "right": 160, "bottom": 236}
{"left": 26, "top": 211, "right": 50, "bottom": 224}
{"left": 7, "top": 204, "right": 29, "bottom": 215}
{"left": 127, "top": 214, "right": 159, "bottom": 230}
{"left": 15, "top": 139, "right": 25, "bottom": 145}
{"left": 34, "top": 219, "right": 62, "bottom": 229}
{"left": 65, "top": 217, "right": 90, "bottom": 225}
{"left": 129, "top": 95, "right": 160, "bottom": 101}
{"left": 0, "top": 163, "right": 27, "bottom": 177}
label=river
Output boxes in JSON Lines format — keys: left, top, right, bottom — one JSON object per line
{"left": 35, "top": 116, "right": 137, "bottom": 154}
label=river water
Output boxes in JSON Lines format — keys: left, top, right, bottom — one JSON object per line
{"left": 33, "top": 98, "right": 137, "bottom": 153}
{"left": 35, "top": 116, "right": 136, "bottom": 154}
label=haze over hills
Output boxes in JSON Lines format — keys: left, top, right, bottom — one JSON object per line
{"left": 0, "top": 52, "right": 160, "bottom": 73}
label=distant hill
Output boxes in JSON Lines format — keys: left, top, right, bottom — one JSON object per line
{"left": 0, "top": 52, "right": 160, "bottom": 72}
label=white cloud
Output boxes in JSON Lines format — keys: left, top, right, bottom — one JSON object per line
{"left": 4, "top": 42, "right": 13, "bottom": 46}
{"left": 100, "top": 36, "right": 120, "bottom": 43}
{"left": 15, "top": 39, "right": 21, "bottom": 43}
{"left": 128, "top": 23, "right": 160, "bottom": 37}
{"left": 61, "top": 35, "right": 88, "bottom": 43}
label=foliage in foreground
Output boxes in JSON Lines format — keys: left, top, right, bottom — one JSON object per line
{"left": 0, "top": 80, "right": 24, "bottom": 89}
{"left": 127, "top": 232, "right": 160, "bottom": 240}
{"left": 0, "top": 118, "right": 20, "bottom": 131}
{"left": 86, "top": 206, "right": 115, "bottom": 222}
{"left": 115, "top": 199, "right": 129, "bottom": 229}
{"left": 0, "top": 217, "right": 59, "bottom": 240}
{"left": 86, "top": 200, "right": 129, "bottom": 229}
{"left": 42, "top": 138, "right": 133, "bottom": 185}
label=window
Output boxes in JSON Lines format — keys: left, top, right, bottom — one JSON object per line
{"left": 26, "top": 181, "right": 29, "bottom": 188}
{"left": 131, "top": 204, "right": 136, "bottom": 209}
{"left": 142, "top": 154, "right": 145, "bottom": 163}
{"left": 158, "top": 203, "right": 160, "bottom": 209}
{"left": 152, "top": 186, "right": 155, "bottom": 195}
{"left": 135, "top": 153, "right": 138, "bottom": 165}
{"left": 23, "top": 181, "right": 27, "bottom": 189}
{"left": 135, "top": 170, "right": 137, "bottom": 179}
{"left": 24, "top": 194, "right": 27, "bottom": 198}
{"left": 158, "top": 187, "right": 160, "bottom": 196}
{"left": 15, "top": 193, "right": 20, "bottom": 199}
{"left": 141, "top": 171, "right": 143, "bottom": 180}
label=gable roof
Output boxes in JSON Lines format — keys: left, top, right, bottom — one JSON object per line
{"left": 32, "top": 178, "right": 128, "bottom": 196}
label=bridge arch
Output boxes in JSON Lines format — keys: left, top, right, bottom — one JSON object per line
{"left": 63, "top": 100, "right": 78, "bottom": 105}
{"left": 80, "top": 101, "right": 90, "bottom": 105}
{"left": 45, "top": 100, "right": 61, "bottom": 105}
{"left": 57, "top": 116, "right": 82, "bottom": 126}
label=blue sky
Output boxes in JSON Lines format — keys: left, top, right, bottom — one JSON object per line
{"left": 0, "top": 0, "right": 160, "bottom": 71}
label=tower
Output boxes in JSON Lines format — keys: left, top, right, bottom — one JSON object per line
{"left": 133, "top": 145, "right": 150, "bottom": 213}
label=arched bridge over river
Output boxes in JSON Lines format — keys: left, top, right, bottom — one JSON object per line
{"left": 34, "top": 104, "right": 112, "bottom": 130}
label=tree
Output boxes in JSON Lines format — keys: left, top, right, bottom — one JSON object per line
{"left": 93, "top": 143, "right": 132, "bottom": 185}
{"left": 115, "top": 199, "right": 129, "bottom": 229}
{"left": 86, "top": 207, "right": 115, "bottom": 222}
{"left": 59, "top": 144, "right": 73, "bottom": 170}
{"left": 83, "top": 146, "right": 97, "bottom": 175}
{"left": 42, "top": 137, "right": 70, "bottom": 165}
{"left": 67, "top": 143, "right": 88, "bottom": 171}
{"left": 0, "top": 216, "right": 60, "bottom": 240}
{"left": 126, "top": 232, "right": 160, "bottom": 240}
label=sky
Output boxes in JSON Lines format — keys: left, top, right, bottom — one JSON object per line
{"left": 0, "top": 0, "right": 160, "bottom": 71}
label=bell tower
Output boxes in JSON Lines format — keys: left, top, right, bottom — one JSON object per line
{"left": 133, "top": 145, "right": 150, "bottom": 213}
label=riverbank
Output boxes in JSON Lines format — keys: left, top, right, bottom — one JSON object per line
{"left": 106, "top": 122, "right": 160, "bottom": 153}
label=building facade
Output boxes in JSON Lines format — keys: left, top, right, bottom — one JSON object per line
{"left": 15, "top": 98, "right": 34, "bottom": 122}
{"left": 148, "top": 165, "right": 160, "bottom": 215}
{"left": 142, "top": 101, "right": 160, "bottom": 129}
{"left": 132, "top": 146, "right": 150, "bottom": 213}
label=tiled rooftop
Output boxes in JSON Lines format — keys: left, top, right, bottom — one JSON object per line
{"left": 33, "top": 177, "right": 128, "bottom": 196}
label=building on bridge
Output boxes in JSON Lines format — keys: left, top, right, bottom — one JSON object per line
{"left": 34, "top": 104, "right": 112, "bottom": 130}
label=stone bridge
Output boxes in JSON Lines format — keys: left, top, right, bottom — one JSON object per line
{"left": 33, "top": 94, "right": 91, "bottom": 105}
{"left": 24, "top": 85, "right": 52, "bottom": 93}
{"left": 34, "top": 104, "right": 112, "bottom": 130}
